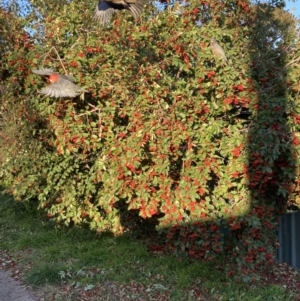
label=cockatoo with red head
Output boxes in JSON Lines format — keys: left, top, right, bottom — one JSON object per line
{"left": 32, "top": 69, "right": 87, "bottom": 98}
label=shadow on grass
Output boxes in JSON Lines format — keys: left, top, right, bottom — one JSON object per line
{"left": 0, "top": 193, "right": 297, "bottom": 300}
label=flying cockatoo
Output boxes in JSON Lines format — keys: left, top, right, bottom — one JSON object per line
{"left": 32, "top": 69, "right": 87, "bottom": 98}
{"left": 94, "top": 0, "right": 147, "bottom": 25}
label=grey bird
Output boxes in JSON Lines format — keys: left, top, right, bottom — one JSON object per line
{"left": 94, "top": 0, "right": 147, "bottom": 25}
{"left": 210, "top": 38, "right": 227, "bottom": 64}
{"left": 0, "top": 85, "right": 7, "bottom": 96}
{"left": 32, "top": 69, "right": 87, "bottom": 98}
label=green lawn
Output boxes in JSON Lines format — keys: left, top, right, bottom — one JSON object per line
{"left": 0, "top": 193, "right": 297, "bottom": 301}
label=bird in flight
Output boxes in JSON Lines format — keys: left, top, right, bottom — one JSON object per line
{"left": 94, "top": 0, "right": 147, "bottom": 25}
{"left": 32, "top": 69, "right": 87, "bottom": 98}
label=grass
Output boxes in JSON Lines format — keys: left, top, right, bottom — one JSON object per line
{"left": 0, "top": 193, "right": 298, "bottom": 301}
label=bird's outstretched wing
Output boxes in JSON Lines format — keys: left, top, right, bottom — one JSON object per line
{"left": 32, "top": 69, "right": 75, "bottom": 82}
{"left": 94, "top": 0, "right": 146, "bottom": 25}
{"left": 39, "top": 81, "right": 82, "bottom": 98}
{"left": 94, "top": 1, "right": 116, "bottom": 25}
{"left": 127, "top": 0, "right": 146, "bottom": 19}
{"left": 32, "top": 68, "right": 55, "bottom": 76}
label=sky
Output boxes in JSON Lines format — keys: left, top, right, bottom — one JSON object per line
{"left": 285, "top": 0, "right": 300, "bottom": 17}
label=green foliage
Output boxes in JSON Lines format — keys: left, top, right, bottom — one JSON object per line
{"left": 0, "top": 0, "right": 300, "bottom": 281}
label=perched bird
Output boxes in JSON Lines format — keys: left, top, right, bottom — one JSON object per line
{"left": 0, "top": 84, "right": 7, "bottom": 96}
{"left": 94, "top": 0, "right": 147, "bottom": 25}
{"left": 210, "top": 38, "right": 227, "bottom": 64}
{"left": 32, "top": 69, "right": 87, "bottom": 98}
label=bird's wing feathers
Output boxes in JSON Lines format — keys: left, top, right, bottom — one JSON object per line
{"left": 32, "top": 68, "right": 55, "bottom": 76}
{"left": 39, "top": 81, "right": 81, "bottom": 98}
{"left": 94, "top": 1, "right": 115, "bottom": 24}
{"left": 60, "top": 74, "right": 75, "bottom": 82}
{"left": 33, "top": 69, "right": 87, "bottom": 98}
{"left": 94, "top": 0, "right": 146, "bottom": 24}
{"left": 103, "top": 0, "right": 144, "bottom": 4}
{"left": 33, "top": 69, "right": 75, "bottom": 81}
{"left": 128, "top": 1, "right": 144, "bottom": 19}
